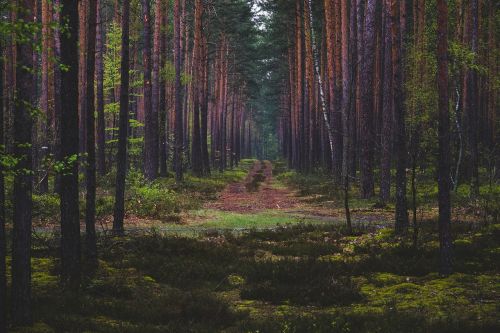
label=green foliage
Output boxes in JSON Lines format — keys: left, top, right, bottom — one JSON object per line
{"left": 103, "top": 22, "right": 122, "bottom": 94}
{"left": 33, "top": 194, "right": 60, "bottom": 221}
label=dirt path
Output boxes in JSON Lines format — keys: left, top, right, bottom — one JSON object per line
{"left": 204, "top": 160, "right": 298, "bottom": 213}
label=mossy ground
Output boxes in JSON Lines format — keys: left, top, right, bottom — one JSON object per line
{"left": 7, "top": 222, "right": 499, "bottom": 333}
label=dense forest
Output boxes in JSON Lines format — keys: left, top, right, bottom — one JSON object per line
{"left": 0, "top": 0, "right": 499, "bottom": 332}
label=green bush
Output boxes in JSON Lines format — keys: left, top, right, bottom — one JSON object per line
{"left": 127, "top": 184, "right": 188, "bottom": 221}
{"left": 96, "top": 195, "right": 115, "bottom": 218}
{"left": 33, "top": 194, "right": 60, "bottom": 221}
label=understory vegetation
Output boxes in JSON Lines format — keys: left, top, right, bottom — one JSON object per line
{"left": 5, "top": 161, "right": 500, "bottom": 333}
{"left": 7, "top": 220, "right": 499, "bottom": 333}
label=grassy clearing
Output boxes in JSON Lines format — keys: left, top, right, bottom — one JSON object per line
{"left": 188, "top": 209, "right": 332, "bottom": 230}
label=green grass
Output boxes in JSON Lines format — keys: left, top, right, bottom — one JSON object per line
{"left": 193, "top": 209, "right": 326, "bottom": 229}
{"left": 137, "top": 209, "right": 335, "bottom": 237}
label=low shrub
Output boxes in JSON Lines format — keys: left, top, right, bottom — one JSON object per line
{"left": 33, "top": 194, "right": 60, "bottom": 221}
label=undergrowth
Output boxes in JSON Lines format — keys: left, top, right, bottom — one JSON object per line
{"left": 8, "top": 222, "right": 500, "bottom": 332}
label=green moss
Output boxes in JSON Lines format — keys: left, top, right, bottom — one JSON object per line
{"left": 11, "top": 322, "right": 55, "bottom": 333}
{"left": 228, "top": 274, "right": 246, "bottom": 286}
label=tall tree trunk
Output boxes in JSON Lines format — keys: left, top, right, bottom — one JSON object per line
{"left": 305, "top": 0, "right": 335, "bottom": 176}
{"left": 152, "top": 0, "right": 163, "bottom": 177}
{"left": 380, "top": 0, "right": 393, "bottom": 204}
{"left": 85, "top": 0, "right": 98, "bottom": 265}
{"left": 200, "top": 35, "right": 210, "bottom": 175}
{"left": 60, "top": 0, "right": 81, "bottom": 287}
{"left": 96, "top": 0, "right": 106, "bottom": 176}
{"left": 295, "top": 0, "right": 304, "bottom": 170}
{"left": 467, "top": 0, "right": 479, "bottom": 197}
{"left": 340, "top": 0, "right": 352, "bottom": 233}
{"left": 174, "top": 0, "right": 184, "bottom": 181}
{"left": 40, "top": 0, "right": 53, "bottom": 193}
{"left": 391, "top": 0, "right": 409, "bottom": 233}
{"left": 79, "top": 0, "right": 88, "bottom": 155}
{"left": 12, "top": 0, "right": 35, "bottom": 325}
{"left": 143, "top": 0, "right": 158, "bottom": 180}
{"left": 359, "top": 0, "right": 376, "bottom": 198}
{"left": 113, "top": 0, "right": 131, "bottom": 233}
{"left": 0, "top": 40, "right": 6, "bottom": 333}
{"left": 53, "top": 0, "right": 62, "bottom": 193}
{"left": 159, "top": 2, "right": 168, "bottom": 177}
{"left": 437, "top": 0, "right": 453, "bottom": 275}
{"left": 191, "top": 0, "right": 203, "bottom": 176}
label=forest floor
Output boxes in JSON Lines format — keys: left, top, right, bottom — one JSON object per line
{"left": 119, "top": 160, "right": 393, "bottom": 235}
{"left": 10, "top": 161, "right": 500, "bottom": 332}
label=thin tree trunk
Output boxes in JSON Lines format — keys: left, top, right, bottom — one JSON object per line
{"left": 0, "top": 40, "right": 6, "bottom": 333}
{"left": 191, "top": 0, "right": 203, "bottom": 176}
{"left": 467, "top": 0, "right": 479, "bottom": 197}
{"left": 305, "top": 0, "right": 335, "bottom": 175}
{"left": 174, "top": 0, "right": 184, "bottom": 181}
{"left": 40, "top": 0, "right": 52, "bottom": 193}
{"left": 113, "top": 0, "right": 131, "bottom": 233}
{"left": 201, "top": 35, "right": 210, "bottom": 175}
{"left": 53, "top": 0, "right": 62, "bottom": 193}
{"left": 437, "top": 0, "right": 453, "bottom": 275}
{"left": 79, "top": 0, "right": 88, "bottom": 155}
{"left": 96, "top": 0, "right": 106, "bottom": 176}
{"left": 340, "top": 0, "right": 352, "bottom": 233}
{"left": 391, "top": 0, "right": 409, "bottom": 233}
{"left": 380, "top": 0, "right": 393, "bottom": 204}
{"left": 143, "top": 0, "right": 158, "bottom": 180}
{"left": 359, "top": 0, "right": 376, "bottom": 198}
{"left": 159, "top": 2, "right": 168, "bottom": 176}
{"left": 85, "top": 0, "right": 98, "bottom": 266}
{"left": 152, "top": 0, "right": 163, "bottom": 177}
